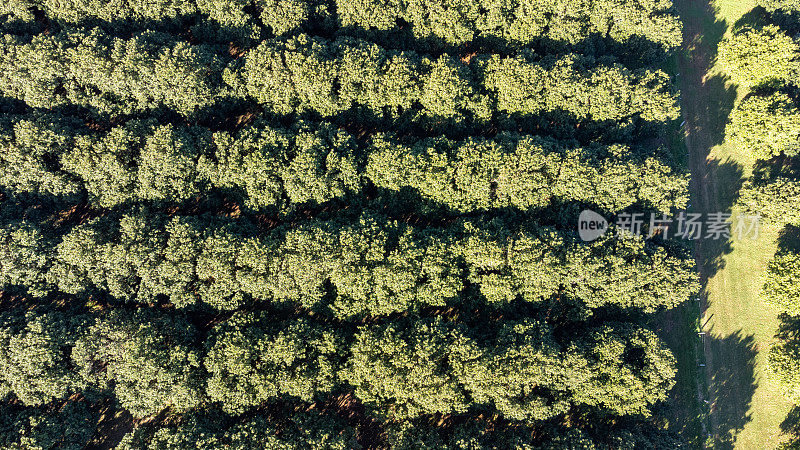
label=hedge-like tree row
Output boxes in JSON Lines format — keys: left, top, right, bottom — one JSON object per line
{"left": 0, "top": 114, "right": 687, "bottom": 213}
{"left": 1, "top": 0, "right": 333, "bottom": 43}
{"left": 0, "top": 308, "right": 675, "bottom": 423}
{"left": 727, "top": 5, "right": 800, "bottom": 446}
{"left": 0, "top": 209, "right": 698, "bottom": 314}
{"left": 116, "top": 410, "right": 359, "bottom": 449}
{"left": 328, "top": 0, "right": 683, "bottom": 51}
{"left": 0, "top": 28, "right": 225, "bottom": 117}
{"left": 725, "top": 10, "right": 800, "bottom": 224}
{"left": 3, "top": 0, "right": 682, "bottom": 52}
{"left": 229, "top": 34, "right": 680, "bottom": 126}
{"left": 0, "top": 30, "right": 679, "bottom": 130}
{"left": 367, "top": 133, "right": 687, "bottom": 213}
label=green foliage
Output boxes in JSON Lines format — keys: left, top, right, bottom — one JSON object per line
{"left": 34, "top": 210, "right": 697, "bottom": 314}
{"left": 51, "top": 212, "right": 177, "bottom": 304}
{"left": 761, "top": 0, "right": 800, "bottom": 11}
{"left": 385, "top": 418, "right": 681, "bottom": 449}
{"left": 204, "top": 313, "right": 342, "bottom": 414}
{"left": 346, "top": 319, "right": 676, "bottom": 420}
{"left": 72, "top": 309, "right": 204, "bottom": 417}
{"left": 117, "top": 411, "right": 360, "bottom": 449}
{"left": 199, "top": 120, "right": 362, "bottom": 210}
{"left": 0, "top": 310, "right": 87, "bottom": 406}
{"left": 367, "top": 133, "right": 688, "bottom": 213}
{"left": 769, "top": 339, "right": 800, "bottom": 402}
{"left": 62, "top": 120, "right": 212, "bottom": 207}
{"left": 0, "top": 217, "right": 56, "bottom": 297}
{"left": 457, "top": 221, "right": 699, "bottom": 311}
{"left": 227, "top": 34, "right": 490, "bottom": 123}
{"left": 335, "top": 0, "right": 682, "bottom": 50}
{"left": 764, "top": 250, "right": 800, "bottom": 315}
{"left": 452, "top": 320, "right": 569, "bottom": 421}
{"left": 0, "top": 114, "right": 360, "bottom": 210}
{"left": 0, "top": 28, "right": 225, "bottom": 116}
{"left": 482, "top": 53, "right": 679, "bottom": 123}
{"left": 0, "top": 0, "right": 690, "bottom": 442}
{"left": 1, "top": 112, "right": 687, "bottom": 215}
{"left": 344, "top": 318, "right": 473, "bottom": 419}
{"left": 737, "top": 176, "right": 800, "bottom": 226}
{"left": 717, "top": 25, "right": 800, "bottom": 88}
{"left": 565, "top": 324, "right": 676, "bottom": 416}
{"left": 727, "top": 91, "right": 800, "bottom": 159}
{"left": 0, "top": 115, "right": 81, "bottom": 199}
{"left": 229, "top": 35, "right": 676, "bottom": 128}
{"left": 0, "top": 401, "right": 95, "bottom": 450}
{"left": 38, "top": 0, "right": 197, "bottom": 23}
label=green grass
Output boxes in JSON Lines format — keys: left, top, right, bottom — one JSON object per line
{"left": 666, "top": 0, "right": 796, "bottom": 447}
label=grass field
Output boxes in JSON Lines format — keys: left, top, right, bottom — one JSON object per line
{"left": 665, "top": 0, "right": 796, "bottom": 447}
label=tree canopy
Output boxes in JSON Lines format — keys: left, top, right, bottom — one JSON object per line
{"left": 0, "top": 0, "right": 691, "bottom": 446}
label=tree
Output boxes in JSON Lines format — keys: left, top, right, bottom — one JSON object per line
{"left": 204, "top": 313, "right": 343, "bottom": 414}
{"left": 482, "top": 53, "right": 679, "bottom": 124}
{"left": 565, "top": 324, "right": 676, "bottom": 416}
{"left": 0, "top": 310, "right": 87, "bottom": 406}
{"left": 0, "top": 401, "right": 96, "bottom": 450}
{"left": 456, "top": 220, "right": 699, "bottom": 311}
{"left": 452, "top": 320, "right": 570, "bottom": 421}
{"left": 727, "top": 91, "right": 800, "bottom": 160}
{"left": 768, "top": 339, "right": 800, "bottom": 402}
{"left": 717, "top": 25, "right": 799, "bottom": 88}
{"left": 335, "top": 0, "right": 682, "bottom": 51}
{"left": 737, "top": 176, "right": 800, "bottom": 226}
{"left": 367, "top": 132, "right": 687, "bottom": 214}
{"left": 344, "top": 318, "right": 474, "bottom": 419}
{"left": 72, "top": 309, "right": 205, "bottom": 417}
{"left": 0, "top": 215, "right": 56, "bottom": 297}
{"left": 764, "top": 250, "right": 800, "bottom": 315}
{"left": 0, "top": 115, "right": 82, "bottom": 200}
{"left": 117, "top": 410, "right": 360, "bottom": 449}
{"left": 199, "top": 120, "right": 361, "bottom": 211}
{"left": 0, "top": 28, "right": 225, "bottom": 116}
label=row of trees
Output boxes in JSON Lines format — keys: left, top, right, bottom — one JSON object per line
{"left": 0, "top": 307, "right": 676, "bottom": 423}
{"left": 0, "top": 113, "right": 688, "bottom": 213}
{"left": 229, "top": 35, "right": 679, "bottom": 127}
{"left": 0, "top": 399, "right": 684, "bottom": 449}
{"left": 0, "top": 0, "right": 691, "bottom": 445}
{"left": 725, "top": 3, "right": 800, "bottom": 448}
{"left": 2, "top": 0, "right": 682, "bottom": 52}
{"left": 0, "top": 28, "right": 679, "bottom": 130}
{"left": 0, "top": 208, "right": 698, "bottom": 314}
{"left": 721, "top": 7, "right": 800, "bottom": 225}
{"left": 0, "top": 28, "right": 224, "bottom": 117}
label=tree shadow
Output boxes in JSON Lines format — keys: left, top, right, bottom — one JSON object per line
{"left": 781, "top": 405, "right": 800, "bottom": 448}
{"left": 768, "top": 226, "right": 800, "bottom": 446}
{"left": 704, "top": 329, "right": 758, "bottom": 449}
{"left": 692, "top": 159, "right": 744, "bottom": 279}
{"left": 777, "top": 224, "right": 800, "bottom": 252}
{"left": 732, "top": 6, "right": 772, "bottom": 31}
{"left": 675, "top": 0, "right": 743, "bottom": 280}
